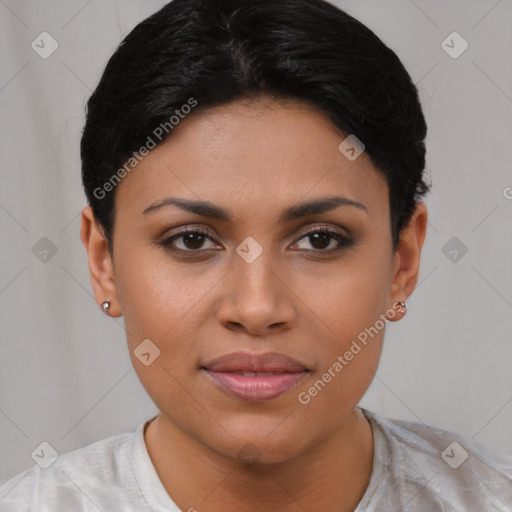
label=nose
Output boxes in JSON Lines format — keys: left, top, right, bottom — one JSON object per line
{"left": 215, "top": 251, "right": 296, "bottom": 337}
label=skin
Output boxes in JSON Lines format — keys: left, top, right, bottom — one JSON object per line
{"left": 80, "top": 96, "right": 427, "bottom": 512}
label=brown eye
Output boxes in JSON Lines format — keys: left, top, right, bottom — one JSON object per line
{"left": 159, "top": 227, "right": 220, "bottom": 253}
{"left": 292, "top": 227, "right": 353, "bottom": 253}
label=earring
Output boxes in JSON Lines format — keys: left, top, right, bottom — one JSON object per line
{"left": 385, "top": 300, "right": 407, "bottom": 321}
{"left": 395, "top": 301, "right": 407, "bottom": 314}
{"left": 101, "top": 300, "right": 111, "bottom": 314}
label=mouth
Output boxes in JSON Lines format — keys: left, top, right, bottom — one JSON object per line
{"left": 201, "top": 351, "right": 310, "bottom": 402}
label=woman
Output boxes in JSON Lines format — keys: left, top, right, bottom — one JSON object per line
{"left": 1, "top": 0, "right": 511, "bottom": 510}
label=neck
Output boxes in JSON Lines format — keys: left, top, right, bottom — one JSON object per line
{"left": 144, "top": 408, "right": 374, "bottom": 512}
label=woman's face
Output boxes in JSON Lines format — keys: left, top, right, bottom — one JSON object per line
{"left": 83, "top": 97, "right": 425, "bottom": 463}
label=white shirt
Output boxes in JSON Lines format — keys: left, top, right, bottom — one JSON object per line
{"left": 1, "top": 408, "right": 511, "bottom": 511}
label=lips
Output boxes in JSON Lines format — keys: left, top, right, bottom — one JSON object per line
{"left": 201, "top": 351, "right": 310, "bottom": 402}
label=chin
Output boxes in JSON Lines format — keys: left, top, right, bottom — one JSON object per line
{"left": 202, "top": 419, "right": 312, "bottom": 466}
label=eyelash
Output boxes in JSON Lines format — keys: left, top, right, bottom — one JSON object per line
{"left": 157, "top": 225, "right": 354, "bottom": 256}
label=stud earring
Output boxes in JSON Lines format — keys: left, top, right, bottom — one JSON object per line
{"left": 101, "top": 300, "right": 111, "bottom": 314}
{"left": 385, "top": 300, "right": 407, "bottom": 321}
{"left": 395, "top": 301, "right": 407, "bottom": 314}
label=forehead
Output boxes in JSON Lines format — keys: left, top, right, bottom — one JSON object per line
{"left": 114, "top": 98, "right": 388, "bottom": 222}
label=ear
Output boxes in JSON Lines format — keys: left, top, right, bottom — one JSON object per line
{"left": 80, "top": 206, "right": 122, "bottom": 317}
{"left": 387, "top": 202, "right": 428, "bottom": 321}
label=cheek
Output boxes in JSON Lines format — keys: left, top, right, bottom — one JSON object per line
{"left": 296, "top": 275, "right": 387, "bottom": 424}
{"left": 295, "top": 340, "right": 382, "bottom": 439}
{"left": 114, "top": 247, "right": 219, "bottom": 391}
{"left": 291, "top": 249, "right": 389, "bottom": 405}
{"left": 293, "top": 246, "right": 391, "bottom": 342}
{"left": 115, "top": 246, "right": 210, "bottom": 342}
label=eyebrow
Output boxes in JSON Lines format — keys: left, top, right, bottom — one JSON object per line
{"left": 142, "top": 195, "right": 367, "bottom": 222}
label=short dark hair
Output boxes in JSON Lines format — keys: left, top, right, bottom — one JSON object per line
{"left": 81, "top": 0, "right": 431, "bottom": 256}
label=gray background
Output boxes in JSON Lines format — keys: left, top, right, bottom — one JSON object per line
{"left": 1, "top": 0, "right": 511, "bottom": 482}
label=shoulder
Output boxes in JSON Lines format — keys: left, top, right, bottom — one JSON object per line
{"left": 362, "top": 408, "right": 512, "bottom": 509}
{"left": 0, "top": 424, "right": 144, "bottom": 512}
